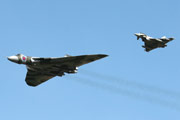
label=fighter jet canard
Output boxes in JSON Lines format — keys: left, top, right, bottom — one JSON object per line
{"left": 7, "top": 54, "right": 108, "bottom": 87}
{"left": 134, "top": 33, "right": 174, "bottom": 52}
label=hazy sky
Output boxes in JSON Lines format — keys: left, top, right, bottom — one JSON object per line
{"left": 0, "top": 0, "right": 180, "bottom": 120}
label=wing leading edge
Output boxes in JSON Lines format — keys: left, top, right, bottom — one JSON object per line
{"left": 34, "top": 54, "right": 108, "bottom": 67}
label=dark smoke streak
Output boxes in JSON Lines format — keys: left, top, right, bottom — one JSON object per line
{"left": 67, "top": 75, "right": 180, "bottom": 112}
{"left": 80, "top": 69, "right": 180, "bottom": 100}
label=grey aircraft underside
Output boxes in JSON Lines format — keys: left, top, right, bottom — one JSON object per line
{"left": 7, "top": 54, "right": 108, "bottom": 87}
{"left": 134, "top": 33, "right": 174, "bottom": 52}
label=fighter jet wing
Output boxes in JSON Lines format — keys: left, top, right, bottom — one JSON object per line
{"left": 143, "top": 42, "right": 157, "bottom": 52}
{"left": 25, "top": 69, "right": 55, "bottom": 86}
{"left": 145, "top": 47, "right": 153, "bottom": 52}
{"left": 150, "top": 38, "right": 163, "bottom": 43}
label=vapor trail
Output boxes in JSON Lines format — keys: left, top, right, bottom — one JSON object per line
{"left": 67, "top": 75, "right": 180, "bottom": 112}
{"left": 80, "top": 69, "right": 180, "bottom": 100}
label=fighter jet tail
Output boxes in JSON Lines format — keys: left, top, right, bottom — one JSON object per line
{"left": 161, "top": 36, "right": 167, "bottom": 39}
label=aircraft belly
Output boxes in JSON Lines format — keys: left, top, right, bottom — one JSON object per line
{"left": 26, "top": 64, "right": 73, "bottom": 76}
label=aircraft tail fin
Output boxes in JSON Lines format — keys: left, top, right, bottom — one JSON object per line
{"left": 64, "top": 54, "right": 72, "bottom": 57}
{"left": 161, "top": 36, "right": 167, "bottom": 39}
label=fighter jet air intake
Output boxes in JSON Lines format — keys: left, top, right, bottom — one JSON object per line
{"left": 135, "top": 33, "right": 174, "bottom": 52}
{"left": 7, "top": 54, "right": 108, "bottom": 87}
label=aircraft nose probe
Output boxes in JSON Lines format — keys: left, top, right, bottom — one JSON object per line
{"left": 7, "top": 56, "right": 19, "bottom": 63}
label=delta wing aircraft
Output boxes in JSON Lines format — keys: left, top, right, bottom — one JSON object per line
{"left": 8, "top": 54, "right": 108, "bottom": 87}
{"left": 134, "top": 33, "right": 174, "bottom": 52}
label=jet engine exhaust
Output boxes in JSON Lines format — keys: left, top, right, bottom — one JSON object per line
{"left": 67, "top": 75, "right": 180, "bottom": 111}
{"left": 79, "top": 69, "right": 180, "bottom": 100}
{"left": 66, "top": 70, "right": 180, "bottom": 111}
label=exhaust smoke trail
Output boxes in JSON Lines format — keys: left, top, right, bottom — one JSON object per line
{"left": 79, "top": 69, "right": 180, "bottom": 101}
{"left": 67, "top": 75, "right": 180, "bottom": 112}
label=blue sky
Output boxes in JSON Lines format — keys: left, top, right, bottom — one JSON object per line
{"left": 0, "top": 0, "right": 180, "bottom": 120}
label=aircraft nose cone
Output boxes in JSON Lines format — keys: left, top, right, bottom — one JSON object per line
{"left": 7, "top": 56, "right": 19, "bottom": 63}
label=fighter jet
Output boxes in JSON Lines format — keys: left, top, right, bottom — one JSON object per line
{"left": 134, "top": 33, "right": 174, "bottom": 52}
{"left": 7, "top": 54, "right": 108, "bottom": 87}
